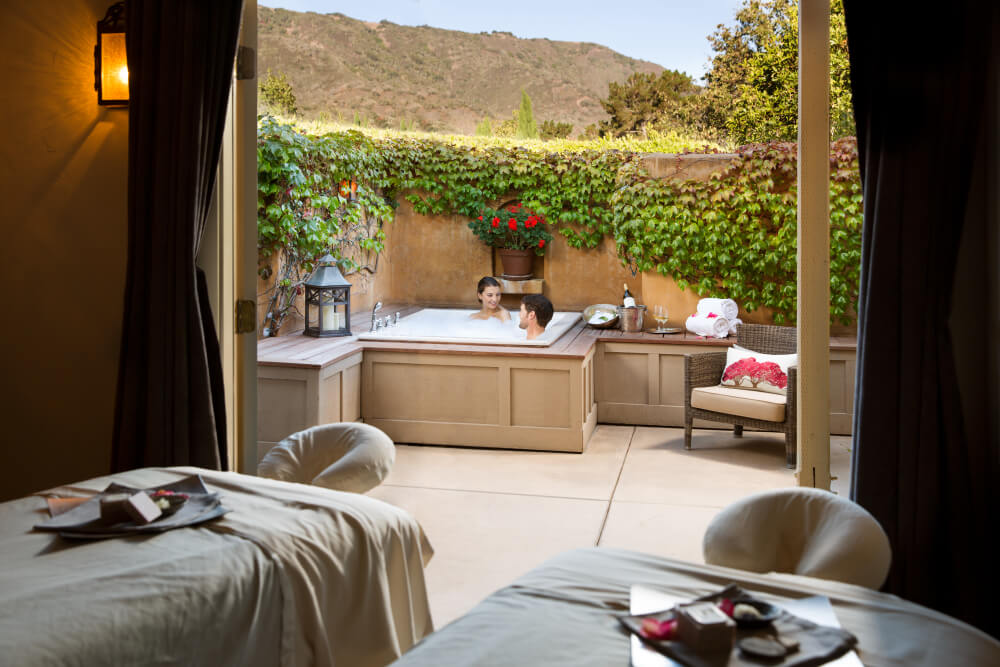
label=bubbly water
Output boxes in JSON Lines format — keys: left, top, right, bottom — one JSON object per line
{"left": 360, "top": 308, "right": 576, "bottom": 346}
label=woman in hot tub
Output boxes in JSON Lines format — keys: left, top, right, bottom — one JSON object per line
{"left": 469, "top": 276, "right": 510, "bottom": 322}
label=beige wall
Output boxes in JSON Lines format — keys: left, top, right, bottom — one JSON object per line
{"left": 373, "top": 154, "right": 788, "bottom": 326}
{"left": 260, "top": 152, "right": 844, "bottom": 335}
{"left": 0, "top": 0, "right": 128, "bottom": 500}
{"left": 379, "top": 196, "right": 633, "bottom": 312}
{"left": 373, "top": 154, "right": 855, "bottom": 335}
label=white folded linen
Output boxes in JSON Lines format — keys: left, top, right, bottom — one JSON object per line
{"left": 728, "top": 318, "right": 743, "bottom": 335}
{"left": 696, "top": 298, "right": 739, "bottom": 322}
{"left": 686, "top": 313, "right": 731, "bottom": 338}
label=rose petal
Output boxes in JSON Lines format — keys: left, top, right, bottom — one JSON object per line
{"left": 718, "top": 598, "right": 735, "bottom": 617}
{"left": 639, "top": 617, "right": 677, "bottom": 639}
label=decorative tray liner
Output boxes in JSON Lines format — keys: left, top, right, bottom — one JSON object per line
{"left": 35, "top": 475, "right": 228, "bottom": 539}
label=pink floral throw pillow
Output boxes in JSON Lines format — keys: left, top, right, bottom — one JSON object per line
{"left": 720, "top": 345, "right": 797, "bottom": 395}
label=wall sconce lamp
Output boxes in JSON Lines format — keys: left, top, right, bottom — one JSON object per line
{"left": 94, "top": 2, "right": 128, "bottom": 106}
{"left": 339, "top": 179, "right": 359, "bottom": 203}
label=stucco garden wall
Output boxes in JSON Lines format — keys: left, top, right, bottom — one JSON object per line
{"left": 260, "top": 152, "right": 854, "bottom": 336}
{"left": 372, "top": 153, "right": 783, "bottom": 327}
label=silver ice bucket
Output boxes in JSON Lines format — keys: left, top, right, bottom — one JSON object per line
{"left": 617, "top": 305, "right": 646, "bottom": 333}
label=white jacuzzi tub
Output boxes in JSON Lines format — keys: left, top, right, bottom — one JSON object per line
{"left": 357, "top": 308, "right": 578, "bottom": 347}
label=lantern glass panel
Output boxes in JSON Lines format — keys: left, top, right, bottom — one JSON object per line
{"left": 100, "top": 32, "right": 128, "bottom": 102}
{"left": 321, "top": 301, "right": 345, "bottom": 331}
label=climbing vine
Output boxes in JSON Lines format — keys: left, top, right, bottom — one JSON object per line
{"left": 258, "top": 117, "right": 862, "bottom": 330}
{"left": 611, "top": 139, "right": 862, "bottom": 324}
{"left": 257, "top": 116, "right": 394, "bottom": 335}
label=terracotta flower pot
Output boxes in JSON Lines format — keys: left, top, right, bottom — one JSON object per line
{"left": 496, "top": 248, "right": 534, "bottom": 280}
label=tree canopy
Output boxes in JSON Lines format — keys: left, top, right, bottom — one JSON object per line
{"left": 599, "top": 70, "right": 696, "bottom": 137}
{"left": 259, "top": 69, "right": 298, "bottom": 117}
{"left": 517, "top": 89, "right": 538, "bottom": 139}
{"left": 599, "top": 0, "right": 854, "bottom": 147}
{"left": 722, "top": 0, "right": 853, "bottom": 143}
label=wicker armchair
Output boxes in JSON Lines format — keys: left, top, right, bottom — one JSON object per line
{"left": 683, "top": 324, "right": 798, "bottom": 468}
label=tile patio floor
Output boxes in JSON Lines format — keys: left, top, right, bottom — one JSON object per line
{"left": 370, "top": 425, "right": 853, "bottom": 628}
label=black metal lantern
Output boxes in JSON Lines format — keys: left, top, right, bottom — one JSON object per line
{"left": 94, "top": 2, "right": 128, "bottom": 106}
{"left": 303, "top": 254, "right": 351, "bottom": 337}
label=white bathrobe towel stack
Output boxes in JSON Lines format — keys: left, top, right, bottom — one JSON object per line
{"left": 685, "top": 313, "right": 731, "bottom": 338}
{"left": 686, "top": 298, "right": 743, "bottom": 338}
{"left": 696, "top": 298, "right": 738, "bottom": 321}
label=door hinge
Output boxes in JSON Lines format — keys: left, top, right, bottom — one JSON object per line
{"left": 235, "top": 299, "right": 256, "bottom": 334}
{"left": 236, "top": 46, "right": 256, "bottom": 80}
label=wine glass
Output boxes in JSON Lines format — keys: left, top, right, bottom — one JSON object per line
{"left": 654, "top": 305, "right": 669, "bottom": 331}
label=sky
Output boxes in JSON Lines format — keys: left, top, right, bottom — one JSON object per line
{"left": 256, "top": 0, "right": 746, "bottom": 83}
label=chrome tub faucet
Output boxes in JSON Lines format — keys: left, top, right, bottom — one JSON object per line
{"left": 370, "top": 301, "right": 383, "bottom": 332}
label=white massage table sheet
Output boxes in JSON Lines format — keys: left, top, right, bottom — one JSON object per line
{"left": 390, "top": 547, "right": 999, "bottom": 666}
{"left": 0, "top": 466, "right": 433, "bottom": 667}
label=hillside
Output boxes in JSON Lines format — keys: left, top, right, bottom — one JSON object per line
{"left": 258, "top": 7, "right": 665, "bottom": 135}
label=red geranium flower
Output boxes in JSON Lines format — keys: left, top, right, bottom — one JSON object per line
{"left": 469, "top": 204, "right": 553, "bottom": 257}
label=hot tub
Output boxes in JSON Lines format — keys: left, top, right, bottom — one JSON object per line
{"left": 357, "top": 308, "right": 578, "bottom": 347}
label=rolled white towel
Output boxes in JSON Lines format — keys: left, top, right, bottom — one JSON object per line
{"left": 696, "top": 298, "right": 739, "bottom": 322}
{"left": 686, "top": 313, "right": 731, "bottom": 338}
{"left": 728, "top": 318, "right": 743, "bottom": 335}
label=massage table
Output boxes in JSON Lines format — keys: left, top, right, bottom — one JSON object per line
{"left": 0, "top": 467, "right": 434, "bottom": 667}
{"left": 391, "top": 547, "right": 999, "bottom": 666}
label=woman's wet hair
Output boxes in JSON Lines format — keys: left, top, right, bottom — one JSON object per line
{"left": 477, "top": 276, "right": 501, "bottom": 294}
{"left": 521, "top": 294, "right": 554, "bottom": 327}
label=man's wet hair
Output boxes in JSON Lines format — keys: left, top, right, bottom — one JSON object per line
{"left": 521, "top": 294, "right": 553, "bottom": 327}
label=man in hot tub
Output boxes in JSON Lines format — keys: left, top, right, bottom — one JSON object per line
{"left": 469, "top": 276, "right": 510, "bottom": 322}
{"left": 519, "top": 294, "right": 553, "bottom": 340}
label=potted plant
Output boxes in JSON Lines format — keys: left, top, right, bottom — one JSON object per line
{"left": 468, "top": 202, "right": 553, "bottom": 279}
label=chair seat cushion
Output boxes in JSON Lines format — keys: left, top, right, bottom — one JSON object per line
{"left": 691, "top": 385, "right": 786, "bottom": 422}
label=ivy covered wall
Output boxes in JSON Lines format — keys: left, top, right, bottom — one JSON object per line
{"left": 257, "top": 118, "right": 862, "bottom": 335}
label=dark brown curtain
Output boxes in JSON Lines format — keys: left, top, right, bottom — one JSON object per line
{"left": 112, "top": 0, "right": 243, "bottom": 472}
{"left": 845, "top": 1, "right": 999, "bottom": 637}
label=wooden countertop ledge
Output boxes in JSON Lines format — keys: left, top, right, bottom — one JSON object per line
{"left": 258, "top": 304, "right": 858, "bottom": 370}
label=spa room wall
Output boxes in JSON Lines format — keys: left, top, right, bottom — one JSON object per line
{"left": 0, "top": 0, "right": 128, "bottom": 501}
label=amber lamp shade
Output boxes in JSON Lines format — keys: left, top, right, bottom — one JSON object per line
{"left": 339, "top": 179, "right": 358, "bottom": 203}
{"left": 95, "top": 2, "right": 128, "bottom": 106}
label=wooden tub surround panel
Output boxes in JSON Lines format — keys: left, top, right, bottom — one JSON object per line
{"left": 593, "top": 332, "right": 857, "bottom": 435}
{"left": 257, "top": 351, "right": 363, "bottom": 461}
{"left": 363, "top": 349, "right": 596, "bottom": 453}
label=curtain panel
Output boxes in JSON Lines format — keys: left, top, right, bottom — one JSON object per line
{"left": 845, "top": 0, "right": 998, "bottom": 637}
{"left": 112, "top": 0, "right": 243, "bottom": 472}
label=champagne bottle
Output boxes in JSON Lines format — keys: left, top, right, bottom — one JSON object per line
{"left": 622, "top": 283, "right": 636, "bottom": 308}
